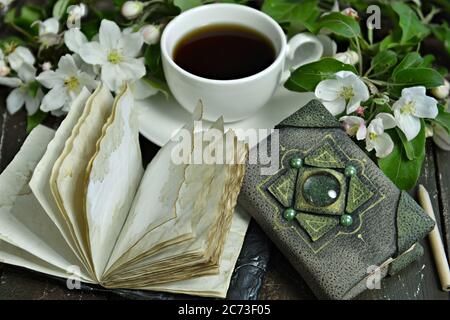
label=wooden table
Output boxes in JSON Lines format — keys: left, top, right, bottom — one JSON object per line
{"left": 0, "top": 87, "right": 449, "bottom": 300}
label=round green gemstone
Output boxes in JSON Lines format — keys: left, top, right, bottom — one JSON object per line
{"left": 290, "top": 157, "right": 303, "bottom": 169}
{"left": 283, "top": 208, "right": 297, "bottom": 221}
{"left": 302, "top": 173, "right": 340, "bottom": 207}
{"left": 340, "top": 214, "right": 353, "bottom": 227}
{"left": 345, "top": 165, "right": 357, "bottom": 177}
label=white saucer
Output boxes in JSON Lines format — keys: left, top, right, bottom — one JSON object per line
{"left": 137, "top": 87, "right": 315, "bottom": 147}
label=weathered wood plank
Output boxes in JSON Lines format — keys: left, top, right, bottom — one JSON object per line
{"left": 0, "top": 266, "right": 110, "bottom": 300}
{"left": 435, "top": 148, "right": 450, "bottom": 255}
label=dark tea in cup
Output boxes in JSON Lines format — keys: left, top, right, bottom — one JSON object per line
{"left": 173, "top": 24, "right": 276, "bottom": 80}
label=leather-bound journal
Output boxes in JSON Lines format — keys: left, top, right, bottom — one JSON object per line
{"left": 238, "top": 100, "right": 435, "bottom": 299}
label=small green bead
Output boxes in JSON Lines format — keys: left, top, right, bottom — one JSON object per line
{"left": 345, "top": 165, "right": 357, "bottom": 177}
{"left": 283, "top": 208, "right": 297, "bottom": 221}
{"left": 290, "top": 157, "right": 303, "bottom": 169}
{"left": 340, "top": 214, "right": 353, "bottom": 227}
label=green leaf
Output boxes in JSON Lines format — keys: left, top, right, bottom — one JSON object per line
{"left": 378, "top": 130, "right": 425, "bottom": 190}
{"left": 20, "top": 5, "right": 43, "bottom": 25}
{"left": 315, "top": 12, "right": 361, "bottom": 38}
{"left": 396, "top": 121, "right": 426, "bottom": 161}
{"left": 173, "top": 0, "right": 202, "bottom": 11}
{"left": 53, "top": 0, "right": 71, "bottom": 19}
{"left": 393, "top": 68, "right": 444, "bottom": 89}
{"left": 392, "top": 2, "right": 430, "bottom": 44}
{"left": 26, "top": 111, "right": 48, "bottom": 134}
{"left": 371, "top": 50, "right": 397, "bottom": 75}
{"left": 431, "top": 22, "right": 450, "bottom": 56}
{"left": 434, "top": 105, "right": 450, "bottom": 135}
{"left": 262, "top": 0, "right": 320, "bottom": 33}
{"left": 392, "top": 52, "right": 423, "bottom": 77}
{"left": 284, "top": 58, "right": 357, "bottom": 92}
{"left": 144, "top": 43, "right": 165, "bottom": 81}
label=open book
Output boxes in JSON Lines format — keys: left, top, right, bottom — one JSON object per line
{"left": 0, "top": 84, "right": 250, "bottom": 298}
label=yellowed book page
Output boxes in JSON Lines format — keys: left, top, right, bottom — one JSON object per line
{"left": 29, "top": 89, "right": 91, "bottom": 260}
{"left": 54, "top": 84, "right": 113, "bottom": 275}
{"left": 0, "top": 240, "right": 94, "bottom": 283}
{"left": 0, "top": 126, "right": 90, "bottom": 279}
{"left": 134, "top": 206, "right": 250, "bottom": 298}
{"left": 85, "top": 86, "right": 143, "bottom": 279}
{"left": 105, "top": 105, "right": 204, "bottom": 272}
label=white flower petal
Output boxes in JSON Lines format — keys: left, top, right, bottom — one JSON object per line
{"left": 374, "top": 133, "right": 394, "bottom": 158}
{"left": 356, "top": 124, "right": 367, "bottom": 141}
{"left": 101, "top": 63, "right": 126, "bottom": 92}
{"left": 346, "top": 98, "right": 362, "bottom": 114}
{"left": 376, "top": 113, "right": 396, "bottom": 130}
{"left": 17, "top": 63, "right": 37, "bottom": 83}
{"left": 99, "top": 20, "right": 122, "bottom": 50}
{"left": 315, "top": 79, "right": 341, "bottom": 101}
{"left": 78, "top": 71, "right": 98, "bottom": 90}
{"left": 40, "top": 86, "right": 68, "bottom": 112}
{"left": 40, "top": 18, "right": 59, "bottom": 35}
{"left": 8, "top": 46, "right": 35, "bottom": 71}
{"left": 402, "top": 86, "right": 426, "bottom": 98}
{"left": 79, "top": 42, "right": 106, "bottom": 65}
{"left": 57, "top": 54, "right": 79, "bottom": 75}
{"left": 36, "top": 70, "right": 64, "bottom": 88}
{"left": 25, "top": 88, "right": 43, "bottom": 115}
{"left": 413, "top": 95, "right": 438, "bottom": 119}
{"left": 397, "top": 113, "right": 421, "bottom": 141}
{"left": 131, "top": 79, "right": 158, "bottom": 100}
{"left": 120, "top": 32, "right": 144, "bottom": 58}
{"left": 322, "top": 98, "right": 346, "bottom": 115}
{"left": 0, "top": 76, "right": 21, "bottom": 87}
{"left": 6, "top": 88, "right": 25, "bottom": 114}
{"left": 120, "top": 57, "right": 146, "bottom": 81}
{"left": 64, "top": 28, "right": 88, "bottom": 54}
{"left": 369, "top": 118, "right": 384, "bottom": 135}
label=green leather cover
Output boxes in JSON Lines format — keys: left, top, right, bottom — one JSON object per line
{"left": 238, "top": 100, "right": 435, "bottom": 300}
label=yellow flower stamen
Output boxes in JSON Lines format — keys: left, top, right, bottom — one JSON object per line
{"left": 107, "top": 49, "right": 123, "bottom": 64}
{"left": 64, "top": 76, "right": 80, "bottom": 91}
{"left": 369, "top": 132, "right": 377, "bottom": 141}
{"left": 340, "top": 86, "right": 354, "bottom": 101}
{"left": 400, "top": 101, "right": 416, "bottom": 115}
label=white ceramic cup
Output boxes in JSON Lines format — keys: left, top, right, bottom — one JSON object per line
{"left": 161, "top": 3, "right": 324, "bottom": 122}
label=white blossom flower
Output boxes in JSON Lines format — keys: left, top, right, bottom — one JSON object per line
{"left": 36, "top": 54, "right": 98, "bottom": 113}
{"left": 340, "top": 116, "right": 366, "bottom": 140}
{"left": 67, "top": 3, "right": 87, "bottom": 28}
{"left": 315, "top": 71, "right": 370, "bottom": 115}
{"left": 431, "top": 79, "right": 450, "bottom": 100}
{"left": 121, "top": 1, "right": 144, "bottom": 20}
{"left": 333, "top": 50, "right": 359, "bottom": 65}
{"left": 366, "top": 113, "right": 396, "bottom": 158}
{"left": 7, "top": 46, "right": 35, "bottom": 71}
{"left": 393, "top": 86, "right": 438, "bottom": 141}
{"left": 78, "top": 19, "right": 145, "bottom": 92}
{"left": 0, "top": 64, "right": 43, "bottom": 115}
{"left": 140, "top": 24, "right": 161, "bottom": 45}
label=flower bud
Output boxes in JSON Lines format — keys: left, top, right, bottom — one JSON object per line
{"left": 121, "top": 1, "right": 144, "bottom": 20}
{"left": 341, "top": 7, "right": 359, "bottom": 20}
{"left": 333, "top": 50, "right": 359, "bottom": 65}
{"left": 431, "top": 79, "right": 450, "bottom": 100}
{"left": 0, "top": 61, "right": 10, "bottom": 77}
{"left": 140, "top": 24, "right": 161, "bottom": 45}
{"left": 433, "top": 124, "right": 450, "bottom": 151}
{"left": 41, "top": 61, "right": 52, "bottom": 71}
